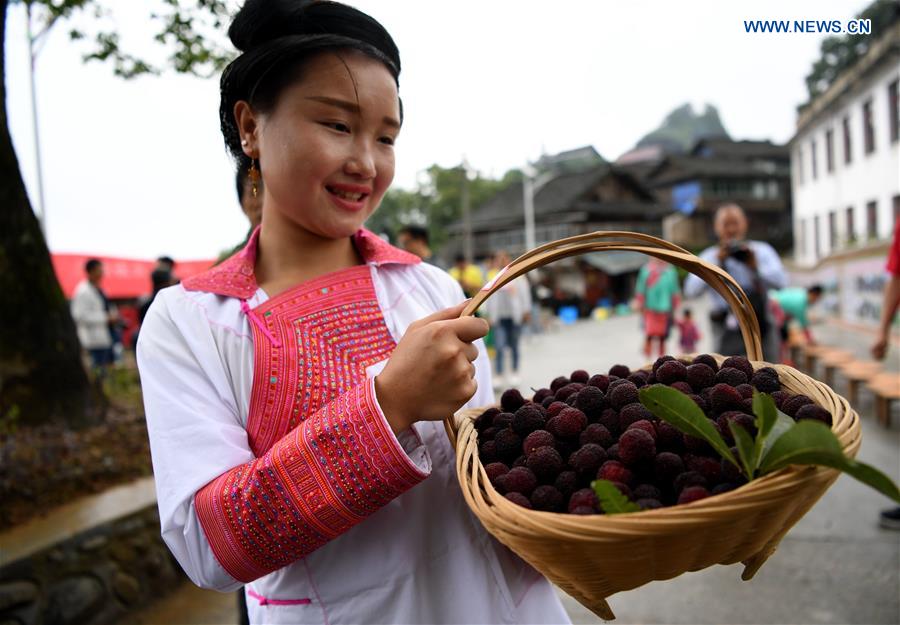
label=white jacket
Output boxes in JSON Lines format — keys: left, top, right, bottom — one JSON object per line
{"left": 137, "top": 239, "right": 570, "bottom": 625}
{"left": 70, "top": 280, "right": 112, "bottom": 349}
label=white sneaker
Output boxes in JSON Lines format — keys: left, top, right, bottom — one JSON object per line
{"left": 493, "top": 374, "right": 507, "bottom": 391}
{"left": 509, "top": 374, "right": 521, "bottom": 387}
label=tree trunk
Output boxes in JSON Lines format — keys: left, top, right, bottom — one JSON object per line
{"left": 0, "top": 0, "right": 101, "bottom": 429}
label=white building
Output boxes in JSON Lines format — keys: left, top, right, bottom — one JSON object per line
{"left": 790, "top": 21, "right": 900, "bottom": 267}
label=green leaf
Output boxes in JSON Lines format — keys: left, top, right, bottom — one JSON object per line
{"left": 728, "top": 421, "right": 756, "bottom": 480}
{"left": 592, "top": 479, "right": 640, "bottom": 515}
{"left": 758, "top": 409, "right": 796, "bottom": 467}
{"left": 753, "top": 390, "right": 778, "bottom": 439}
{"left": 752, "top": 391, "right": 781, "bottom": 471}
{"left": 759, "top": 420, "right": 900, "bottom": 503}
{"left": 639, "top": 385, "right": 738, "bottom": 468}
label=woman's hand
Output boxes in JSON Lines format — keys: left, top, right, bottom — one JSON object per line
{"left": 376, "top": 302, "right": 489, "bottom": 433}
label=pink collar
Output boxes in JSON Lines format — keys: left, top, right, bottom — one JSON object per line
{"left": 182, "top": 226, "right": 420, "bottom": 299}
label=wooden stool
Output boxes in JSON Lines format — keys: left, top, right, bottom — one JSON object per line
{"left": 820, "top": 349, "right": 855, "bottom": 387}
{"left": 867, "top": 372, "right": 900, "bottom": 427}
{"left": 841, "top": 360, "right": 884, "bottom": 406}
{"left": 802, "top": 344, "right": 833, "bottom": 377}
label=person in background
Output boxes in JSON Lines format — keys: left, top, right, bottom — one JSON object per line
{"left": 396, "top": 225, "right": 435, "bottom": 264}
{"left": 71, "top": 259, "right": 118, "bottom": 377}
{"left": 677, "top": 308, "right": 701, "bottom": 354}
{"left": 220, "top": 161, "right": 265, "bottom": 262}
{"left": 873, "top": 219, "right": 900, "bottom": 530}
{"left": 684, "top": 203, "right": 787, "bottom": 360}
{"left": 769, "top": 284, "right": 824, "bottom": 362}
{"left": 485, "top": 250, "right": 531, "bottom": 388}
{"left": 634, "top": 258, "right": 680, "bottom": 358}
{"left": 449, "top": 253, "right": 484, "bottom": 298}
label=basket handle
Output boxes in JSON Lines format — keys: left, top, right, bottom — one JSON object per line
{"left": 461, "top": 231, "right": 763, "bottom": 361}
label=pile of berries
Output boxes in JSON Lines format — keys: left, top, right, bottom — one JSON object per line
{"left": 475, "top": 355, "right": 833, "bottom": 514}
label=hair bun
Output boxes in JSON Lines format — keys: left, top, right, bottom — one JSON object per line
{"left": 228, "top": 0, "right": 399, "bottom": 74}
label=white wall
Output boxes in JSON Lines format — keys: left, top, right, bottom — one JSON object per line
{"left": 791, "top": 58, "right": 900, "bottom": 267}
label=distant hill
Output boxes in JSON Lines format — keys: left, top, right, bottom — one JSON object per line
{"left": 635, "top": 103, "right": 731, "bottom": 154}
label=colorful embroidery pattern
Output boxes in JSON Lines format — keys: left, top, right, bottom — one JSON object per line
{"left": 195, "top": 381, "right": 426, "bottom": 582}
{"left": 194, "top": 263, "right": 427, "bottom": 583}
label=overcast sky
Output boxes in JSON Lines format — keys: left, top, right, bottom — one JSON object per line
{"left": 5, "top": 0, "right": 870, "bottom": 259}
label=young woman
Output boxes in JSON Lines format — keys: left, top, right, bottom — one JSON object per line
{"left": 136, "top": 1, "right": 570, "bottom": 623}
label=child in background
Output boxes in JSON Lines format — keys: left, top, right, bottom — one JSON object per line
{"left": 677, "top": 308, "right": 701, "bottom": 354}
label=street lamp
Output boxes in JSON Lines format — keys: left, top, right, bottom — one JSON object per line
{"left": 522, "top": 163, "right": 537, "bottom": 252}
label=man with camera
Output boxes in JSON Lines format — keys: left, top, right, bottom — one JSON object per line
{"left": 684, "top": 203, "right": 787, "bottom": 360}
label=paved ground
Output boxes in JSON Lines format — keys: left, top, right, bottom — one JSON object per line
{"left": 124, "top": 300, "right": 900, "bottom": 625}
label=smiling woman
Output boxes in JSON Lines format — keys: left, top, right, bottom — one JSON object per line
{"left": 134, "top": 2, "right": 570, "bottom": 625}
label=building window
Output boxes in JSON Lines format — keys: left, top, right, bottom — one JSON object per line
{"left": 845, "top": 206, "right": 855, "bottom": 244}
{"left": 828, "top": 211, "right": 838, "bottom": 250}
{"left": 893, "top": 194, "right": 900, "bottom": 222}
{"left": 863, "top": 99, "right": 875, "bottom": 154}
{"left": 890, "top": 79, "right": 899, "bottom": 143}
{"left": 825, "top": 129, "right": 834, "bottom": 173}
{"left": 798, "top": 218, "right": 806, "bottom": 259}
{"left": 796, "top": 147, "right": 804, "bottom": 185}
{"left": 866, "top": 200, "right": 878, "bottom": 239}
{"left": 811, "top": 139, "right": 818, "bottom": 179}
{"left": 814, "top": 215, "right": 821, "bottom": 260}
{"left": 767, "top": 180, "right": 779, "bottom": 198}
{"left": 842, "top": 115, "right": 852, "bottom": 164}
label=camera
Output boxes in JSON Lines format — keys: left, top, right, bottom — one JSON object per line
{"left": 726, "top": 241, "right": 752, "bottom": 263}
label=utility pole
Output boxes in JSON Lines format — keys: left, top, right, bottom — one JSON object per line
{"left": 522, "top": 163, "right": 536, "bottom": 252}
{"left": 461, "top": 157, "right": 474, "bottom": 264}
{"left": 25, "top": 2, "right": 50, "bottom": 235}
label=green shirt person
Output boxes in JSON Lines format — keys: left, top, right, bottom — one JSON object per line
{"left": 770, "top": 284, "right": 823, "bottom": 344}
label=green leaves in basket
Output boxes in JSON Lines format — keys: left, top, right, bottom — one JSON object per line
{"left": 592, "top": 479, "right": 640, "bottom": 515}
{"left": 638, "top": 385, "right": 739, "bottom": 470}
{"left": 758, "top": 419, "right": 900, "bottom": 503}
{"left": 639, "top": 384, "right": 900, "bottom": 504}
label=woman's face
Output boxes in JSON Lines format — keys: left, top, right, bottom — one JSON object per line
{"left": 238, "top": 51, "right": 400, "bottom": 240}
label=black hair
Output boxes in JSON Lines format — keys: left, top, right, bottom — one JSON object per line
{"left": 157, "top": 256, "right": 175, "bottom": 268}
{"left": 85, "top": 258, "right": 101, "bottom": 273}
{"left": 236, "top": 160, "right": 249, "bottom": 201}
{"left": 454, "top": 254, "right": 465, "bottom": 264}
{"left": 221, "top": 0, "right": 402, "bottom": 172}
{"left": 151, "top": 269, "right": 173, "bottom": 292}
{"left": 682, "top": 308, "right": 692, "bottom": 317}
{"left": 399, "top": 224, "right": 429, "bottom": 245}
{"left": 808, "top": 284, "right": 824, "bottom": 296}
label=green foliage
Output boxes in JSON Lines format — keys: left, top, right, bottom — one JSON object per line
{"left": 366, "top": 164, "right": 519, "bottom": 252}
{"left": 16, "top": 0, "right": 235, "bottom": 78}
{"left": 801, "top": 0, "right": 900, "bottom": 108}
{"left": 640, "top": 386, "right": 900, "bottom": 503}
{"left": 592, "top": 479, "right": 640, "bottom": 515}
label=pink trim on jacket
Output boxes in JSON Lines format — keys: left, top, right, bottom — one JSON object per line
{"left": 246, "top": 588, "right": 312, "bottom": 606}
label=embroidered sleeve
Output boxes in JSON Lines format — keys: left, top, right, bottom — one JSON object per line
{"left": 193, "top": 377, "right": 429, "bottom": 583}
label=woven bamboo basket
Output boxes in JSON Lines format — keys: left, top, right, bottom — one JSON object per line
{"left": 444, "top": 232, "right": 862, "bottom": 621}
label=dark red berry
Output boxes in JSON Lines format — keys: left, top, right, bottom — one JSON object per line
{"left": 618, "top": 428, "right": 656, "bottom": 465}
{"left": 626, "top": 419, "right": 657, "bottom": 440}
{"left": 587, "top": 374, "right": 610, "bottom": 392}
{"left": 568, "top": 443, "right": 607, "bottom": 476}
{"left": 652, "top": 355, "right": 677, "bottom": 373}
{"left": 597, "top": 460, "right": 635, "bottom": 487}
{"left": 526, "top": 446, "right": 564, "bottom": 481}
{"left": 504, "top": 492, "right": 533, "bottom": 508}
{"left": 501, "top": 389, "right": 526, "bottom": 412}
{"left": 609, "top": 382, "right": 639, "bottom": 410}
{"left": 656, "top": 360, "right": 688, "bottom": 384}
{"left": 568, "top": 488, "right": 600, "bottom": 513}
{"left": 554, "top": 470, "right": 579, "bottom": 497}
{"left": 716, "top": 367, "right": 748, "bottom": 387}
{"left": 555, "top": 407, "right": 588, "bottom": 438}
{"left": 782, "top": 394, "right": 814, "bottom": 417}
{"left": 485, "top": 462, "right": 509, "bottom": 485}
{"left": 500, "top": 466, "right": 538, "bottom": 496}
{"left": 511, "top": 405, "right": 546, "bottom": 437}
{"left": 532, "top": 388, "right": 553, "bottom": 404}
{"left": 609, "top": 364, "right": 631, "bottom": 378}
{"left": 692, "top": 354, "right": 719, "bottom": 371}
{"left": 618, "top": 402, "right": 653, "bottom": 431}
{"left": 795, "top": 404, "right": 832, "bottom": 426}
{"left": 579, "top": 423, "right": 614, "bottom": 448}
{"left": 685, "top": 363, "right": 716, "bottom": 391}
{"left": 654, "top": 452, "right": 685, "bottom": 484}
{"left": 523, "top": 430, "right": 555, "bottom": 456}
{"left": 721, "top": 356, "right": 753, "bottom": 379}
{"left": 570, "top": 369, "right": 590, "bottom": 384}
{"left": 678, "top": 486, "right": 710, "bottom": 504}
{"left": 530, "top": 485, "right": 565, "bottom": 511}
{"left": 550, "top": 376, "right": 570, "bottom": 392}
{"left": 669, "top": 381, "right": 694, "bottom": 395}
